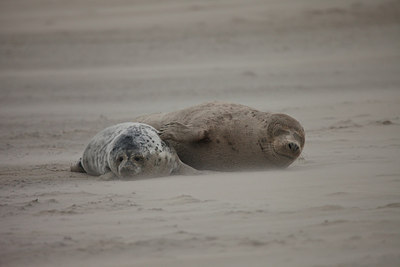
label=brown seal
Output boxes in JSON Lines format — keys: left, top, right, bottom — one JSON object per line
{"left": 134, "top": 102, "right": 305, "bottom": 171}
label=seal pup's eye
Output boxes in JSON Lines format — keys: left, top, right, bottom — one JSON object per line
{"left": 118, "top": 156, "right": 124, "bottom": 163}
{"left": 133, "top": 156, "right": 143, "bottom": 162}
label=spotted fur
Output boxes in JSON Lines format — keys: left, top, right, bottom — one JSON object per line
{"left": 72, "top": 122, "right": 195, "bottom": 179}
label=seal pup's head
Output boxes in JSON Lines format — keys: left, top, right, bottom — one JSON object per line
{"left": 107, "top": 131, "right": 156, "bottom": 179}
{"left": 106, "top": 124, "right": 180, "bottom": 179}
{"left": 259, "top": 113, "right": 305, "bottom": 167}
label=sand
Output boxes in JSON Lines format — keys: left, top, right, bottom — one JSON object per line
{"left": 1, "top": 0, "right": 400, "bottom": 266}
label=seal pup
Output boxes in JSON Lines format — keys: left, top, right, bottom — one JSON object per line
{"left": 71, "top": 122, "right": 196, "bottom": 179}
{"left": 134, "top": 102, "right": 305, "bottom": 171}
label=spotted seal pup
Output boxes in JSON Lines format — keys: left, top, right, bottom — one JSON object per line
{"left": 134, "top": 102, "right": 305, "bottom": 171}
{"left": 70, "top": 122, "right": 196, "bottom": 179}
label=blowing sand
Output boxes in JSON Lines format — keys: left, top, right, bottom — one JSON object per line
{"left": 1, "top": 0, "right": 400, "bottom": 266}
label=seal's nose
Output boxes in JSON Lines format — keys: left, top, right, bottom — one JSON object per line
{"left": 287, "top": 142, "right": 300, "bottom": 153}
{"left": 119, "top": 166, "right": 139, "bottom": 177}
{"left": 118, "top": 161, "right": 140, "bottom": 177}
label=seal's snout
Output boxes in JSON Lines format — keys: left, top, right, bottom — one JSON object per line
{"left": 287, "top": 142, "right": 300, "bottom": 153}
{"left": 118, "top": 160, "right": 141, "bottom": 178}
{"left": 119, "top": 165, "right": 140, "bottom": 178}
{"left": 277, "top": 140, "right": 301, "bottom": 160}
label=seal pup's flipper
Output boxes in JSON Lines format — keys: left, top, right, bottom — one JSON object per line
{"left": 70, "top": 160, "right": 115, "bottom": 180}
{"left": 70, "top": 159, "right": 86, "bottom": 173}
{"left": 98, "top": 172, "right": 117, "bottom": 181}
{"left": 159, "top": 122, "right": 208, "bottom": 143}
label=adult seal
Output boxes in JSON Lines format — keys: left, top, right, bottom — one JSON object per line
{"left": 134, "top": 102, "right": 305, "bottom": 171}
{"left": 71, "top": 122, "right": 196, "bottom": 179}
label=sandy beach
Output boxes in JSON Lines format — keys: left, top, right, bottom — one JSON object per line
{"left": 1, "top": 0, "right": 400, "bottom": 266}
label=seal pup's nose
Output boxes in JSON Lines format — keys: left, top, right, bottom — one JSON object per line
{"left": 118, "top": 161, "right": 141, "bottom": 178}
{"left": 287, "top": 142, "right": 300, "bottom": 153}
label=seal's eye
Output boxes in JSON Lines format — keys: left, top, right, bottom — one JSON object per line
{"left": 274, "top": 129, "right": 288, "bottom": 136}
{"left": 133, "top": 156, "right": 143, "bottom": 162}
{"left": 293, "top": 133, "right": 302, "bottom": 142}
{"left": 118, "top": 156, "right": 124, "bottom": 163}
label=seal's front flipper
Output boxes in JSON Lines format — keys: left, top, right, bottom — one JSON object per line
{"left": 98, "top": 172, "right": 117, "bottom": 181}
{"left": 173, "top": 161, "right": 202, "bottom": 176}
{"left": 159, "top": 122, "right": 208, "bottom": 143}
{"left": 70, "top": 159, "right": 85, "bottom": 173}
{"left": 173, "top": 161, "right": 219, "bottom": 176}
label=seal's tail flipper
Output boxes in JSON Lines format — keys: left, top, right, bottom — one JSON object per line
{"left": 70, "top": 159, "right": 86, "bottom": 173}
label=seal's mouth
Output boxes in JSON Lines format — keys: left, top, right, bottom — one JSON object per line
{"left": 273, "top": 146, "right": 299, "bottom": 161}
{"left": 276, "top": 152, "right": 297, "bottom": 160}
{"left": 118, "top": 165, "right": 141, "bottom": 178}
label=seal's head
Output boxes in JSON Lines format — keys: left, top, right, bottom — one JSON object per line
{"left": 108, "top": 134, "right": 151, "bottom": 179}
{"left": 259, "top": 113, "right": 305, "bottom": 167}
